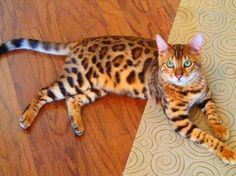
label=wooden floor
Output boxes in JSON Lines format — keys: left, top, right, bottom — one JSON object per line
{"left": 0, "top": 1, "right": 180, "bottom": 175}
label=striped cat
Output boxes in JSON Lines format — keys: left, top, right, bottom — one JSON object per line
{"left": 0, "top": 33, "right": 236, "bottom": 164}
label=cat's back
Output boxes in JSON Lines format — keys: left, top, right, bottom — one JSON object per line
{"left": 67, "top": 36, "right": 158, "bottom": 66}
{"left": 61, "top": 36, "right": 159, "bottom": 97}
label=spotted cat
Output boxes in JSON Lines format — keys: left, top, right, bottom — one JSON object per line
{"left": 0, "top": 33, "right": 236, "bottom": 164}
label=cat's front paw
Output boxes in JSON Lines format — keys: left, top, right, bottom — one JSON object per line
{"left": 211, "top": 123, "right": 230, "bottom": 142}
{"left": 217, "top": 145, "right": 236, "bottom": 165}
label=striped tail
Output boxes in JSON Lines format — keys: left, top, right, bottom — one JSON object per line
{"left": 0, "top": 38, "right": 73, "bottom": 56}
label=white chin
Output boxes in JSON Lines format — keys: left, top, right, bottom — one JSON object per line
{"left": 168, "top": 77, "right": 194, "bottom": 86}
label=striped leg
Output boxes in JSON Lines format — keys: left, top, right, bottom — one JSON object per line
{"left": 20, "top": 78, "right": 76, "bottom": 129}
{"left": 197, "top": 91, "right": 229, "bottom": 141}
{"left": 66, "top": 88, "right": 106, "bottom": 136}
{"left": 165, "top": 105, "right": 236, "bottom": 164}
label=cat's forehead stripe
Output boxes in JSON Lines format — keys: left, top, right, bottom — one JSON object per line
{"left": 173, "top": 44, "right": 184, "bottom": 59}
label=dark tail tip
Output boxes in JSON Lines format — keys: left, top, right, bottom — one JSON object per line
{"left": 0, "top": 44, "right": 9, "bottom": 55}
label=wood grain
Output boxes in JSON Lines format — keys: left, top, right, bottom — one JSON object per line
{"left": 0, "top": 0, "right": 180, "bottom": 175}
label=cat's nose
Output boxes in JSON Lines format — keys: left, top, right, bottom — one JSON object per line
{"left": 175, "top": 74, "right": 183, "bottom": 79}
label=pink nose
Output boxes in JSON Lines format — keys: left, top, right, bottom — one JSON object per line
{"left": 176, "top": 74, "right": 183, "bottom": 79}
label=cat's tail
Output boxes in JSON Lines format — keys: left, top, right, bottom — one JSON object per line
{"left": 0, "top": 38, "right": 76, "bottom": 56}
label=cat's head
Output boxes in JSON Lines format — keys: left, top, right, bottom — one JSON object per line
{"left": 156, "top": 33, "right": 203, "bottom": 86}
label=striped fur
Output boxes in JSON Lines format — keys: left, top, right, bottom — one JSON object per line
{"left": 0, "top": 38, "right": 75, "bottom": 55}
{"left": 1, "top": 34, "right": 236, "bottom": 164}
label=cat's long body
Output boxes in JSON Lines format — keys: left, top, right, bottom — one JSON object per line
{"left": 1, "top": 34, "right": 236, "bottom": 164}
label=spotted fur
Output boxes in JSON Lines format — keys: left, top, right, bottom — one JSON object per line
{"left": 0, "top": 34, "right": 236, "bottom": 164}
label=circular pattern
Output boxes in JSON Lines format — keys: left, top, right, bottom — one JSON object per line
{"left": 151, "top": 150, "right": 184, "bottom": 175}
{"left": 184, "top": 140, "right": 215, "bottom": 160}
{"left": 186, "top": 162, "right": 220, "bottom": 176}
{"left": 199, "top": 10, "right": 228, "bottom": 33}
{"left": 229, "top": 18, "right": 236, "bottom": 33}
{"left": 136, "top": 136, "right": 157, "bottom": 151}
{"left": 150, "top": 124, "right": 184, "bottom": 148}
{"left": 198, "top": 0, "right": 225, "bottom": 9}
{"left": 225, "top": 0, "right": 236, "bottom": 16}
{"left": 218, "top": 59, "right": 236, "bottom": 79}
{"left": 212, "top": 34, "right": 236, "bottom": 57}
{"left": 208, "top": 79, "right": 233, "bottom": 104}
{"left": 201, "top": 52, "right": 218, "bottom": 79}
{"left": 225, "top": 167, "right": 236, "bottom": 176}
{"left": 143, "top": 103, "right": 167, "bottom": 124}
{"left": 174, "top": 6, "right": 195, "bottom": 27}
{"left": 125, "top": 147, "right": 151, "bottom": 173}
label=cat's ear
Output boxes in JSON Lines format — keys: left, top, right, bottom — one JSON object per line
{"left": 189, "top": 33, "right": 203, "bottom": 53}
{"left": 156, "top": 35, "right": 168, "bottom": 54}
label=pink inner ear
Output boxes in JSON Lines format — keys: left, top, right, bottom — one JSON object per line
{"left": 156, "top": 35, "right": 168, "bottom": 53}
{"left": 190, "top": 33, "right": 203, "bottom": 53}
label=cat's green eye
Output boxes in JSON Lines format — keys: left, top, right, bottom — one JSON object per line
{"left": 166, "top": 60, "right": 175, "bottom": 68}
{"left": 184, "top": 60, "right": 192, "bottom": 67}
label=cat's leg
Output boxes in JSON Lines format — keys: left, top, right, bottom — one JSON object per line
{"left": 197, "top": 91, "right": 229, "bottom": 141}
{"left": 20, "top": 77, "right": 79, "bottom": 129}
{"left": 66, "top": 88, "right": 107, "bottom": 136}
{"left": 164, "top": 105, "right": 236, "bottom": 164}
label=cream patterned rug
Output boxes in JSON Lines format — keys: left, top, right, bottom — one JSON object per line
{"left": 123, "top": 0, "right": 236, "bottom": 175}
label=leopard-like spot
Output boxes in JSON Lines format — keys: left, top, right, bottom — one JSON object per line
{"left": 64, "top": 68, "right": 70, "bottom": 73}
{"left": 137, "top": 40, "right": 145, "bottom": 46}
{"left": 102, "top": 40, "right": 112, "bottom": 45}
{"left": 77, "top": 72, "right": 83, "bottom": 87}
{"left": 99, "top": 46, "right": 109, "bottom": 59}
{"left": 112, "top": 44, "right": 126, "bottom": 52}
{"left": 71, "top": 67, "right": 78, "bottom": 73}
{"left": 67, "top": 76, "right": 74, "bottom": 87}
{"left": 128, "top": 42, "right": 134, "bottom": 47}
{"left": 93, "top": 71, "right": 99, "bottom": 78}
{"left": 138, "top": 72, "right": 145, "bottom": 83}
{"left": 92, "top": 55, "right": 97, "bottom": 64}
{"left": 71, "top": 57, "right": 77, "bottom": 64}
{"left": 142, "top": 87, "right": 147, "bottom": 93}
{"left": 133, "top": 89, "right": 139, "bottom": 95}
{"left": 115, "top": 72, "right": 120, "bottom": 83}
{"left": 127, "top": 71, "right": 136, "bottom": 84}
{"left": 113, "top": 55, "right": 124, "bottom": 67}
{"left": 153, "top": 50, "right": 159, "bottom": 57}
{"left": 78, "top": 53, "right": 83, "bottom": 59}
{"left": 131, "top": 47, "right": 142, "bottom": 60}
{"left": 127, "top": 59, "right": 133, "bottom": 66}
{"left": 99, "top": 67, "right": 104, "bottom": 74}
{"left": 85, "top": 67, "right": 94, "bottom": 87}
{"left": 105, "top": 61, "right": 112, "bottom": 78}
{"left": 143, "top": 58, "right": 152, "bottom": 72}
{"left": 144, "top": 48, "right": 150, "bottom": 54}
{"left": 81, "top": 58, "right": 89, "bottom": 69}
{"left": 88, "top": 43, "right": 98, "bottom": 52}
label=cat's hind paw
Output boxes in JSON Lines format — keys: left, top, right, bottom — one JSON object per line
{"left": 71, "top": 123, "right": 84, "bottom": 136}
{"left": 19, "top": 108, "right": 37, "bottom": 129}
